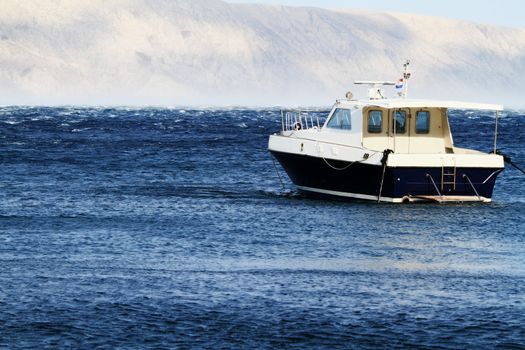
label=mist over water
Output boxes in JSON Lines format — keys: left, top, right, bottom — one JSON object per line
{"left": 3, "top": 0, "right": 525, "bottom": 107}
{"left": 0, "top": 107, "right": 524, "bottom": 348}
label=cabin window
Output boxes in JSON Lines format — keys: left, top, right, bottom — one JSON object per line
{"left": 416, "top": 111, "right": 430, "bottom": 134}
{"left": 367, "top": 110, "right": 382, "bottom": 133}
{"left": 393, "top": 110, "right": 407, "bottom": 134}
{"left": 326, "top": 108, "right": 351, "bottom": 130}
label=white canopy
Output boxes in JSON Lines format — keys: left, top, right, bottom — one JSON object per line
{"left": 339, "top": 98, "right": 503, "bottom": 111}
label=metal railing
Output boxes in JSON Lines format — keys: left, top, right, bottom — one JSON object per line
{"left": 426, "top": 173, "right": 443, "bottom": 199}
{"left": 281, "top": 110, "right": 322, "bottom": 133}
{"left": 462, "top": 174, "right": 481, "bottom": 200}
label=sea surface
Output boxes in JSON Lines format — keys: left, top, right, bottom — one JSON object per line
{"left": 0, "top": 106, "right": 524, "bottom": 349}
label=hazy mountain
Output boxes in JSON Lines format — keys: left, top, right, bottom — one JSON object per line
{"left": 1, "top": 0, "right": 524, "bottom": 107}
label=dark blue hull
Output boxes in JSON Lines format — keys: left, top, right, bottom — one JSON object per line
{"left": 271, "top": 151, "right": 503, "bottom": 202}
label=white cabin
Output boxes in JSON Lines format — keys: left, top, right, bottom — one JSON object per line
{"left": 318, "top": 98, "right": 503, "bottom": 155}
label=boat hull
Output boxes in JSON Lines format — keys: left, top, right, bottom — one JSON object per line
{"left": 270, "top": 150, "right": 503, "bottom": 203}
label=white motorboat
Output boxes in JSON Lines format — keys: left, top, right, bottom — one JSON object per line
{"left": 268, "top": 62, "right": 505, "bottom": 203}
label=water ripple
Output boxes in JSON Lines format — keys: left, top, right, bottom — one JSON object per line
{"left": 0, "top": 107, "right": 524, "bottom": 348}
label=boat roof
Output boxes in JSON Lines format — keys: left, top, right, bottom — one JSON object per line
{"left": 337, "top": 98, "right": 503, "bottom": 111}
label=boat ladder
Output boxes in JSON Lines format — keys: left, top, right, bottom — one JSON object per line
{"left": 441, "top": 160, "right": 457, "bottom": 191}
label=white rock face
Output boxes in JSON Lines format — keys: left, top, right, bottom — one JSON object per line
{"left": 1, "top": 0, "right": 524, "bottom": 106}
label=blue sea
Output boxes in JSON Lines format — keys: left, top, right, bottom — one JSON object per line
{"left": 0, "top": 106, "right": 524, "bottom": 349}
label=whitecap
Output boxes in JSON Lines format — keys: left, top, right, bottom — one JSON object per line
{"left": 30, "top": 116, "right": 53, "bottom": 121}
{"left": 3, "top": 120, "right": 20, "bottom": 125}
{"left": 72, "top": 128, "right": 90, "bottom": 133}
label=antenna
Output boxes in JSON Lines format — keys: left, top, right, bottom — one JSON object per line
{"left": 354, "top": 81, "right": 395, "bottom": 100}
{"left": 396, "top": 59, "right": 411, "bottom": 98}
{"left": 352, "top": 60, "right": 412, "bottom": 100}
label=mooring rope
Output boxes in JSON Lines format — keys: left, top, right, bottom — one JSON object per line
{"left": 321, "top": 156, "right": 357, "bottom": 171}
{"left": 318, "top": 142, "right": 377, "bottom": 171}
{"left": 496, "top": 150, "right": 525, "bottom": 176}
{"left": 377, "top": 149, "right": 394, "bottom": 203}
{"left": 271, "top": 156, "right": 286, "bottom": 190}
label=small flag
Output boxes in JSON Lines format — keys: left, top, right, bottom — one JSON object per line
{"left": 395, "top": 78, "right": 404, "bottom": 96}
{"left": 395, "top": 78, "right": 404, "bottom": 90}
